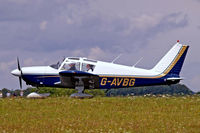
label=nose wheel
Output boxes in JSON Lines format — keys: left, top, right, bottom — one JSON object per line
{"left": 70, "top": 77, "right": 93, "bottom": 98}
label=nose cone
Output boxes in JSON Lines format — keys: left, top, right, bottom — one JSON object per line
{"left": 11, "top": 69, "right": 21, "bottom": 76}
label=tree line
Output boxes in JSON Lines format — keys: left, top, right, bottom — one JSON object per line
{"left": 0, "top": 84, "right": 195, "bottom": 97}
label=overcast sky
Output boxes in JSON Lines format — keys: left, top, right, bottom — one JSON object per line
{"left": 0, "top": 0, "right": 199, "bottom": 92}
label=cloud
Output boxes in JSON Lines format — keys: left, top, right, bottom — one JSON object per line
{"left": 0, "top": 0, "right": 189, "bottom": 54}
{"left": 149, "top": 13, "right": 188, "bottom": 33}
{"left": 88, "top": 47, "right": 106, "bottom": 60}
{"left": 24, "top": 13, "right": 188, "bottom": 54}
{"left": 40, "top": 21, "right": 47, "bottom": 31}
{"left": 0, "top": 61, "right": 14, "bottom": 72}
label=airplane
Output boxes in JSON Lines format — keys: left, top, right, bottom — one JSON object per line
{"left": 11, "top": 41, "right": 189, "bottom": 97}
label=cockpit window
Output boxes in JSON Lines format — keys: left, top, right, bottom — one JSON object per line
{"left": 82, "top": 63, "right": 95, "bottom": 72}
{"left": 61, "top": 62, "right": 80, "bottom": 71}
{"left": 83, "top": 59, "right": 97, "bottom": 63}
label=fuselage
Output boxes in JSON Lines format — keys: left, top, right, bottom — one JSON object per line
{"left": 11, "top": 57, "right": 171, "bottom": 89}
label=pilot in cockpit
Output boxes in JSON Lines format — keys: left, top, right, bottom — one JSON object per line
{"left": 68, "top": 63, "right": 77, "bottom": 70}
{"left": 86, "top": 64, "right": 94, "bottom": 72}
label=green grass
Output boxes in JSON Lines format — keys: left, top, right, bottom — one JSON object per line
{"left": 0, "top": 96, "right": 200, "bottom": 133}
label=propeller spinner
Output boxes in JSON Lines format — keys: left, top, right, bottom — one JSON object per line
{"left": 11, "top": 57, "right": 23, "bottom": 89}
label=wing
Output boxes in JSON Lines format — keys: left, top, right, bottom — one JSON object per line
{"left": 56, "top": 70, "right": 99, "bottom": 89}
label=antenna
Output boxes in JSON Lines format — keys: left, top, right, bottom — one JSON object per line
{"left": 111, "top": 54, "right": 122, "bottom": 63}
{"left": 133, "top": 57, "right": 143, "bottom": 67}
{"left": 62, "top": 56, "right": 65, "bottom": 61}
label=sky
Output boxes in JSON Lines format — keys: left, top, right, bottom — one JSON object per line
{"left": 0, "top": 0, "right": 199, "bottom": 92}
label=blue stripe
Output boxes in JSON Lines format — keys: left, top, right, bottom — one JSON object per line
{"left": 23, "top": 75, "right": 60, "bottom": 87}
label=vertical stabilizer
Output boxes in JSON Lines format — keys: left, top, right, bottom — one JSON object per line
{"left": 152, "top": 41, "right": 189, "bottom": 77}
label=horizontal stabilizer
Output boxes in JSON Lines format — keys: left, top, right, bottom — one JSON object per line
{"left": 165, "top": 77, "right": 183, "bottom": 84}
{"left": 166, "top": 77, "right": 183, "bottom": 81}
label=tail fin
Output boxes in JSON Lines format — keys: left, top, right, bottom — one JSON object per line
{"left": 152, "top": 41, "right": 189, "bottom": 78}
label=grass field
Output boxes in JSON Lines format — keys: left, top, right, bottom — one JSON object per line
{"left": 0, "top": 96, "right": 200, "bottom": 133}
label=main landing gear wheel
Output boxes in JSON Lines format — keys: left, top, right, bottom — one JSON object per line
{"left": 70, "top": 77, "right": 93, "bottom": 99}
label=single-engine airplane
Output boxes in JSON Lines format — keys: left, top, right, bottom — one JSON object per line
{"left": 11, "top": 41, "right": 189, "bottom": 97}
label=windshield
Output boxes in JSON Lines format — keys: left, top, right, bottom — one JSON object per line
{"left": 50, "top": 61, "right": 61, "bottom": 69}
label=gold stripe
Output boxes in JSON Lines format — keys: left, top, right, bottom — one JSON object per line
{"left": 99, "top": 75, "right": 137, "bottom": 78}
{"left": 163, "top": 45, "right": 187, "bottom": 75}
{"left": 148, "top": 45, "right": 187, "bottom": 79}
{"left": 37, "top": 75, "right": 60, "bottom": 78}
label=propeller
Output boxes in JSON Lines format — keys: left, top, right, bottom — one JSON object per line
{"left": 17, "top": 57, "right": 23, "bottom": 89}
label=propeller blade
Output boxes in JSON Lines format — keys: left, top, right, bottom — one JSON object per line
{"left": 17, "top": 57, "right": 21, "bottom": 71}
{"left": 19, "top": 77, "right": 22, "bottom": 89}
{"left": 17, "top": 57, "right": 23, "bottom": 89}
{"left": 20, "top": 68, "right": 23, "bottom": 76}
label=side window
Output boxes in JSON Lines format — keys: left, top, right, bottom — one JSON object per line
{"left": 61, "top": 62, "right": 80, "bottom": 71}
{"left": 82, "top": 63, "right": 95, "bottom": 72}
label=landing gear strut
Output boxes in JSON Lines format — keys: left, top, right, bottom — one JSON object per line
{"left": 70, "top": 77, "right": 93, "bottom": 98}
